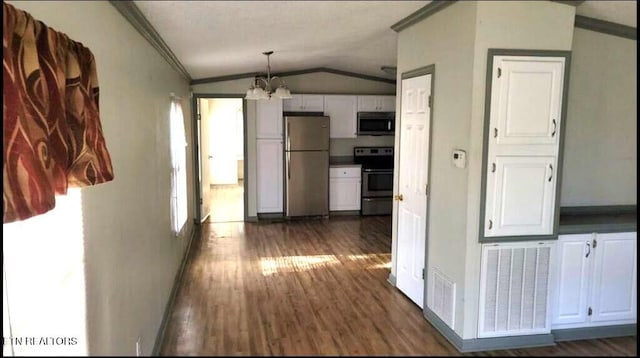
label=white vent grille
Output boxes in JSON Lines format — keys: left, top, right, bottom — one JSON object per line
{"left": 478, "top": 242, "right": 553, "bottom": 338}
{"left": 429, "top": 268, "right": 456, "bottom": 330}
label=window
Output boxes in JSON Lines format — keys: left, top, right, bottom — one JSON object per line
{"left": 170, "top": 97, "right": 188, "bottom": 235}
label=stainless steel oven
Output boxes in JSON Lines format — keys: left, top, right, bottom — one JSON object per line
{"left": 354, "top": 147, "right": 394, "bottom": 216}
{"left": 362, "top": 169, "right": 393, "bottom": 197}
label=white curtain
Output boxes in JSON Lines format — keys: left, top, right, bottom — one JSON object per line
{"left": 170, "top": 97, "right": 188, "bottom": 235}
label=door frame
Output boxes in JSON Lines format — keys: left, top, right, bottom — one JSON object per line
{"left": 478, "top": 49, "right": 572, "bottom": 243}
{"left": 191, "top": 93, "right": 249, "bottom": 224}
{"left": 393, "top": 64, "right": 435, "bottom": 309}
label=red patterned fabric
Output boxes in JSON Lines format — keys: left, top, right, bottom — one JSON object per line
{"left": 3, "top": 2, "right": 114, "bottom": 223}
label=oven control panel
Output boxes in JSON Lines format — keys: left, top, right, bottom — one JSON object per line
{"left": 354, "top": 147, "right": 394, "bottom": 157}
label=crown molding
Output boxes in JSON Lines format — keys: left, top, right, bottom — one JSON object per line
{"left": 574, "top": 15, "right": 637, "bottom": 40}
{"left": 391, "top": 0, "right": 456, "bottom": 33}
{"left": 191, "top": 67, "right": 396, "bottom": 86}
{"left": 109, "top": 0, "right": 192, "bottom": 81}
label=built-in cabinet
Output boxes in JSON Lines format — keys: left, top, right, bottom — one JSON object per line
{"left": 483, "top": 55, "right": 567, "bottom": 238}
{"left": 329, "top": 166, "right": 361, "bottom": 211}
{"left": 357, "top": 95, "right": 396, "bottom": 112}
{"left": 552, "top": 232, "right": 637, "bottom": 328}
{"left": 256, "top": 99, "right": 284, "bottom": 213}
{"left": 283, "top": 94, "right": 324, "bottom": 112}
{"left": 324, "top": 95, "right": 357, "bottom": 138}
{"left": 256, "top": 98, "right": 283, "bottom": 139}
{"left": 256, "top": 139, "right": 283, "bottom": 213}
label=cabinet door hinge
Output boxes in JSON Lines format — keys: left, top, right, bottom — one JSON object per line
{"left": 588, "top": 307, "right": 593, "bottom": 316}
{"left": 428, "top": 95, "right": 432, "bottom": 108}
{"left": 197, "top": 113, "right": 202, "bottom": 121}
{"left": 497, "top": 67, "right": 502, "bottom": 78}
{"left": 422, "top": 268, "right": 425, "bottom": 279}
{"left": 592, "top": 239, "right": 597, "bottom": 248}
{"left": 425, "top": 184, "right": 429, "bottom": 195}
{"left": 199, "top": 198, "right": 203, "bottom": 205}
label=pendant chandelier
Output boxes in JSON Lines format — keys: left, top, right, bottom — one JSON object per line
{"left": 245, "top": 51, "right": 292, "bottom": 100}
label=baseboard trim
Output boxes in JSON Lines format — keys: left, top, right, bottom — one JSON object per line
{"left": 257, "top": 212, "right": 285, "bottom": 220}
{"left": 329, "top": 210, "right": 361, "bottom": 216}
{"left": 152, "top": 224, "right": 200, "bottom": 355}
{"left": 387, "top": 273, "right": 396, "bottom": 286}
{"left": 552, "top": 324, "right": 637, "bottom": 342}
{"left": 424, "top": 308, "right": 556, "bottom": 352}
{"left": 246, "top": 216, "right": 258, "bottom": 223}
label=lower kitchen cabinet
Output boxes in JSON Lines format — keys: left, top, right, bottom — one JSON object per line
{"left": 551, "top": 232, "right": 637, "bottom": 329}
{"left": 257, "top": 139, "right": 283, "bottom": 213}
{"left": 329, "top": 166, "right": 361, "bottom": 211}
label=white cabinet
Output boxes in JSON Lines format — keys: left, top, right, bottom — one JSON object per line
{"left": 256, "top": 99, "right": 283, "bottom": 139}
{"left": 552, "top": 232, "right": 637, "bottom": 329}
{"left": 329, "top": 166, "right": 361, "bottom": 211}
{"left": 357, "top": 95, "right": 396, "bottom": 112}
{"left": 256, "top": 139, "right": 283, "bottom": 213}
{"left": 483, "top": 55, "right": 566, "bottom": 238}
{"left": 283, "top": 94, "right": 324, "bottom": 112}
{"left": 324, "top": 95, "right": 357, "bottom": 139}
{"left": 490, "top": 56, "right": 564, "bottom": 146}
{"left": 484, "top": 155, "right": 557, "bottom": 237}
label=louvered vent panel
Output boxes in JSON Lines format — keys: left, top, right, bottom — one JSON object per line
{"left": 478, "top": 243, "right": 553, "bottom": 338}
{"left": 429, "top": 269, "right": 456, "bottom": 330}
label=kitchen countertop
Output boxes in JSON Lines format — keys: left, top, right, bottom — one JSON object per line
{"left": 558, "top": 206, "right": 637, "bottom": 235}
{"left": 329, "top": 156, "right": 360, "bottom": 167}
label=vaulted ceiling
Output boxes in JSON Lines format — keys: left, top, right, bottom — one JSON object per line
{"left": 132, "top": 1, "right": 637, "bottom": 82}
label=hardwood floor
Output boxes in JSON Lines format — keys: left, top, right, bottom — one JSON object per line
{"left": 159, "top": 216, "right": 637, "bottom": 356}
{"left": 208, "top": 181, "right": 244, "bottom": 223}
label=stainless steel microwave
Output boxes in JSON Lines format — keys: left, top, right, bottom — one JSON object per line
{"left": 357, "top": 112, "right": 395, "bottom": 136}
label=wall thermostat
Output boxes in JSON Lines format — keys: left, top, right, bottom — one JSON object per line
{"left": 453, "top": 149, "right": 466, "bottom": 168}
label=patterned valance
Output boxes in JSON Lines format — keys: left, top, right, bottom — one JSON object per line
{"left": 3, "top": 2, "right": 114, "bottom": 223}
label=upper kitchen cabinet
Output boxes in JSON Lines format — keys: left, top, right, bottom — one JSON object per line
{"left": 489, "top": 56, "right": 565, "bottom": 146}
{"left": 256, "top": 98, "right": 283, "bottom": 139}
{"left": 357, "top": 95, "right": 396, "bottom": 112}
{"left": 324, "top": 95, "right": 357, "bottom": 138}
{"left": 482, "top": 52, "right": 569, "bottom": 240}
{"left": 283, "top": 94, "right": 324, "bottom": 112}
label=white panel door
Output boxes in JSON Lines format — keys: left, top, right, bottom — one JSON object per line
{"left": 256, "top": 99, "right": 283, "bottom": 139}
{"left": 257, "top": 139, "right": 283, "bottom": 213}
{"left": 485, "top": 155, "right": 556, "bottom": 237}
{"left": 590, "top": 232, "right": 637, "bottom": 322}
{"left": 198, "top": 99, "right": 212, "bottom": 222}
{"left": 324, "top": 95, "right": 357, "bottom": 138}
{"left": 396, "top": 74, "right": 431, "bottom": 308}
{"left": 379, "top": 95, "right": 396, "bottom": 112}
{"left": 302, "top": 95, "right": 325, "bottom": 112}
{"left": 551, "top": 234, "right": 592, "bottom": 326}
{"left": 490, "top": 56, "right": 565, "bottom": 146}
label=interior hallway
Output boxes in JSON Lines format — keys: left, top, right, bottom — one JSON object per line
{"left": 207, "top": 180, "right": 244, "bottom": 223}
{"left": 159, "top": 217, "right": 637, "bottom": 356}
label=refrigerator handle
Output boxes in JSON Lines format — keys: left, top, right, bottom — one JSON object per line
{"left": 286, "top": 152, "right": 291, "bottom": 180}
{"left": 286, "top": 122, "right": 290, "bottom": 152}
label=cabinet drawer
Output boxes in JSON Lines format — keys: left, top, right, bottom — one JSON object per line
{"left": 330, "top": 167, "right": 361, "bottom": 178}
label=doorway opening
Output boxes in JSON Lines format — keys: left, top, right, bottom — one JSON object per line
{"left": 196, "top": 96, "right": 246, "bottom": 223}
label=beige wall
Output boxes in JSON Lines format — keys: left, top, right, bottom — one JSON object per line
{"left": 397, "top": 0, "right": 576, "bottom": 340}
{"left": 7, "top": 1, "right": 193, "bottom": 355}
{"left": 463, "top": 0, "right": 575, "bottom": 339}
{"left": 396, "top": 1, "right": 478, "bottom": 338}
{"left": 560, "top": 28, "right": 637, "bottom": 206}
{"left": 192, "top": 72, "right": 396, "bottom": 217}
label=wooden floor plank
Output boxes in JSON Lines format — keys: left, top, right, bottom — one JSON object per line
{"left": 160, "top": 216, "right": 636, "bottom": 356}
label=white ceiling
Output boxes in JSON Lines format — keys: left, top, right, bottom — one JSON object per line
{"left": 134, "top": 1, "right": 637, "bottom": 81}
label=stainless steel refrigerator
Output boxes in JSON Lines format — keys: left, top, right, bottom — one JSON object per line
{"left": 284, "top": 115, "right": 330, "bottom": 217}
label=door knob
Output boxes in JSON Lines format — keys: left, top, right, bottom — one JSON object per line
{"left": 394, "top": 194, "right": 404, "bottom": 201}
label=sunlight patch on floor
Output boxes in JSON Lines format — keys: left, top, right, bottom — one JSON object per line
{"left": 260, "top": 255, "right": 340, "bottom": 276}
